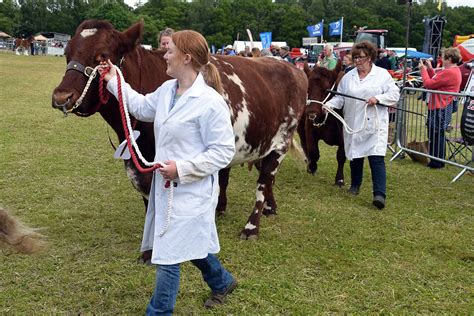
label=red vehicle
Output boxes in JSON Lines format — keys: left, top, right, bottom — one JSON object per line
{"left": 355, "top": 29, "right": 388, "bottom": 50}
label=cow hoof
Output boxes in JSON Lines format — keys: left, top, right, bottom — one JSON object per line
{"left": 138, "top": 250, "right": 152, "bottom": 265}
{"left": 240, "top": 232, "right": 258, "bottom": 240}
{"left": 335, "top": 180, "right": 344, "bottom": 187}
{"left": 262, "top": 209, "right": 277, "bottom": 217}
{"left": 137, "top": 256, "right": 152, "bottom": 266}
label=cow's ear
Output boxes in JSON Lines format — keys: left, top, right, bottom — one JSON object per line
{"left": 303, "top": 61, "right": 311, "bottom": 77}
{"left": 122, "top": 19, "right": 144, "bottom": 50}
{"left": 334, "top": 59, "right": 342, "bottom": 74}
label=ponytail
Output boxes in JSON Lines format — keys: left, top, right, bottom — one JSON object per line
{"left": 172, "top": 30, "right": 223, "bottom": 94}
{"left": 202, "top": 62, "right": 223, "bottom": 95}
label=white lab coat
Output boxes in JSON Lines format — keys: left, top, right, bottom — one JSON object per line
{"left": 326, "top": 65, "right": 400, "bottom": 160}
{"left": 107, "top": 74, "right": 235, "bottom": 265}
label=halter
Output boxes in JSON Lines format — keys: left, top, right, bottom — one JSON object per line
{"left": 306, "top": 82, "right": 336, "bottom": 127}
{"left": 62, "top": 58, "right": 124, "bottom": 116}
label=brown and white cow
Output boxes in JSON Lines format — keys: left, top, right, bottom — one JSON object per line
{"left": 297, "top": 63, "right": 346, "bottom": 186}
{"left": 51, "top": 20, "right": 307, "bottom": 247}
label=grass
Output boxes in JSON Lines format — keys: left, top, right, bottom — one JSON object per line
{"left": 0, "top": 53, "right": 473, "bottom": 313}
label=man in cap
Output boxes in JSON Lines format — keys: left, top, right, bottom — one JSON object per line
{"left": 270, "top": 44, "right": 280, "bottom": 57}
{"left": 224, "top": 45, "right": 236, "bottom": 55}
{"left": 279, "top": 46, "right": 292, "bottom": 63}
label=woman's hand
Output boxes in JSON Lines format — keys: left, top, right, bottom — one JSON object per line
{"left": 98, "top": 59, "right": 117, "bottom": 82}
{"left": 367, "top": 96, "right": 378, "bottom": 106}
{"left": 159, "top": 160, "right": 178, "bottom": 181}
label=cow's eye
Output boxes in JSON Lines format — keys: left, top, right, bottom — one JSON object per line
{"left": 97, "top": 52, "right": 109, "bottom": 61}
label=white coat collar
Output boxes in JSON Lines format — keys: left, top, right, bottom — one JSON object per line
{"left": 350, "top": 63, "right": 378, "bottom": 81}
{"left": 164, "top": 73, "right": 208, "bottom": 119}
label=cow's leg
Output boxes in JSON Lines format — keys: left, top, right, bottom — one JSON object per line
{"left": 297, "top": 119, "right": 310, "bottom": 161}
{"left": 240, "top": 151, "right": 283, "bottom": 240}
{"left": 216, "top": 167, "right": 231, "bottom": 216}
{"left": 305, "top": 123, "right": 319, "bottom": 174}
{"left": 335, "top": 144, "right": 346, "bottom": 187}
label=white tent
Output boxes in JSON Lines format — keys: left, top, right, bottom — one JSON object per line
{"left": 34, "top": 34, "right": 48, "bottom": 41}
{"left": 0, "top": 31, "right": 12, "bottom": 38}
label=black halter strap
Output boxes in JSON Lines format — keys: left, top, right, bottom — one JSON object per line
{"left": 66, "top": 60, "right": 95, "bottom": 77}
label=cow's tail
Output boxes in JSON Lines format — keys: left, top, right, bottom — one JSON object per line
{"left": 0, "top": 207, "right": 47, "bottom": 254}
{"left": 288, "top": 135, "right": 306, "bottom": 162}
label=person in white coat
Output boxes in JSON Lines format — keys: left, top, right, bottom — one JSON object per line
{"left": 102, "top": 30, "right": 237, "bottom": 314}
{"left": 325, "top": 41, "right": 400, "bottom": 209}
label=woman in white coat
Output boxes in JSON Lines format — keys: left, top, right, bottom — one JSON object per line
{"left": 325, "top": 41, "right": 400, "bottom": 209}
{"left": 102, "top": 30, "right": 237, "bottom": 314}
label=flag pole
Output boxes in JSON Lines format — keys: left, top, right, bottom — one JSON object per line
{"left": 321, "top": 19, "right": 324, "bottom": 43}
{"left": 340, "top": 17, "right": 343, "bottom": 44}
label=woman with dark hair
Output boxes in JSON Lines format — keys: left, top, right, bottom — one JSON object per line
{"left": 102, "top": 30, "right": 237, "bottom": 314}
{"left": 325, "top": 41, "right": 400, "bottom": 210}
{"left": 419, "top": 47, "right": 462, "bottom": 169}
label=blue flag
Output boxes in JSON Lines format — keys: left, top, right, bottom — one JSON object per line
{"left": 307, "top": 22, "right": 323, "bottom": 37}
{"left": 259, "top": 32, "right": 272, "bottom": 49}
{"left": 329, "top": 19, "right": 342, "bottom": 36}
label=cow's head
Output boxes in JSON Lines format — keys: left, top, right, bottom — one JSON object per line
{"left": 51, "top": 19, "right": 143, "bottom": 116}
{"left": 305, "top": 61, "right": 342, "bottom": 125}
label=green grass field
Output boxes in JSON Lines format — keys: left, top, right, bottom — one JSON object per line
{"left": 0, "top": 53, "right": 472, "bottom": 313}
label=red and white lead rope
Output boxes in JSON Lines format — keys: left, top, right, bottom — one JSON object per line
{"left": 110, "top": 64, "right": 174, "bottom": 237}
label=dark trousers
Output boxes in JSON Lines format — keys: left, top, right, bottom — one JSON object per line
{"left": 427, "top": 126, "right": 446, "bottom": 168}
{"left": 350, "top": 155, "right": 386, "bottom": 198}
{"left": 427, "top": 108, "right": 450, "bottom": 168}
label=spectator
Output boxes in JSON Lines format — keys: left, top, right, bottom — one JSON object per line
{"left": 224, "top": 45, "right": 236, "bottom": 55}
{"left": 318, "top": 44, "right": 337, "bottom": 70}
{"left": 261, "top": 48, "right": 273, "bottom": 57}
{"left": 388, "top": 50, "right": 398, "bottom": 70}
{"left": 251, "top": 47, "right": 261, "bottom": 57}
{"left": 158, "top": 27, "right": 174, "bottom": 49}
{"left": 342, "top": 53, "right": 354, "bottom": 73}
{"left": 419, "top": 47, "right": 462, "bottom": 169}
{"left": 270, "top": 44, "right": 280, "bottom": 56}
{"left": 101, "top": 29, "right": 237, "bottom": 313}
{"left": 375, "top": 51, "right": 391, "bottom": 70}
{"left": 244, "top": 46, "right": 251, "bottom": 56}
{"left": 279, "top": 46, "right": 292, "bottom": 62}
{"left": 324, "top": 41, "right": 400, "bottom": 210}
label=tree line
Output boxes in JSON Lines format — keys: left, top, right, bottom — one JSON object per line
{"left": 0, "top": 0, "right": 472, "bottom": 50}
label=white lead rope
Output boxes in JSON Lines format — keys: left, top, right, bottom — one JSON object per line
{"left": 306, "top": 95, "right": 381, "bottom": 134}
{"left": 113, "top": 65, "right": 174, "bottom": 237}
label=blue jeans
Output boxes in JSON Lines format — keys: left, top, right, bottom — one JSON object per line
{"left": 350, "top": 155, "right": 386, "bottom": 198}
{"left": 146, "top": 253, "right": 234, "bottom": 316}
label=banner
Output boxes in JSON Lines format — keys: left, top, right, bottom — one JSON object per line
{"left": 306, "top": 22, "right": 323, "bottom": 37}
{"left": 329, "top": 19, "right": 343, "bottom": 36}
{"left": 259, "top": 32, "right": 272, "bottom": 49}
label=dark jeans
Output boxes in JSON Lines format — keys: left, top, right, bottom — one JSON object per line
{"left": 146, "top": 253, "right": 234, "bottom": 316}
{"left": 426, "top": 108, "right": 452, "bottom": 168}
{"left": 350, "top": 155, "right": 386, "bottom": 198}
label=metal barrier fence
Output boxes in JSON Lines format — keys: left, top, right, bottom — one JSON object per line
{"left": 391, "top": 87, "right": 473, "bottom": 182}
